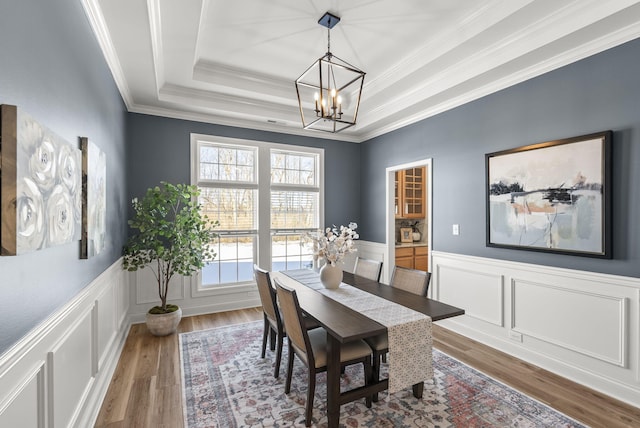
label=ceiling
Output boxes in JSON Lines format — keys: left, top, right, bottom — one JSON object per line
{"left": 83, "top": 0, "right": 640, "bottom": 142}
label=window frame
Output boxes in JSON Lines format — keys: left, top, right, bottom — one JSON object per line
{"left": 190, "top": 134, "right": 324, "bottom": 297}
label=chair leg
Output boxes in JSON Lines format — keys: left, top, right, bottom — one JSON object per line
{"left": 372, "top": 350, "right": 381, "bottom": 402}
{"left": 269, "top": 326, "right": 277, "bottom": 351}
{"left": 285, "top": 341, "right": 294, "bottom": 394}
{"left": 261, "top": 317, "right": 268, "bottom": 358}
{"left": 305, "top": 369, "right": 316, "bottom": 427}
{"left": 274, "top": 331, "right": 284, "bottom": 378}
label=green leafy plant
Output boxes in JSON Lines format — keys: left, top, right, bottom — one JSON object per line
{"left": 123, "top": 182, "right": 218, "bottom": 313}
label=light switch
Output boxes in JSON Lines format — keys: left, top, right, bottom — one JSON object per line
{"left": 452, "top": 224, "right": 459, "bottom": 235}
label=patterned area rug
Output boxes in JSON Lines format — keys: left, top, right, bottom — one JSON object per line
{"left": 179, "top": 321, "right": 586, "bottom": 428}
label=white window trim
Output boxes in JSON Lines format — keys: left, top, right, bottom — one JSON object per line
{"left": 189, "top": 133, "right": 324, "bottom": 297}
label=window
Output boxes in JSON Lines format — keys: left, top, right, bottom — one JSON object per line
{"left": 271, "top": 150, "right": 320, "bottom": 272}
{"left": 192, "top": 135, "right": 323, "bottom": 289}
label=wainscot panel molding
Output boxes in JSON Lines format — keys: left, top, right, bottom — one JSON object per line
{"left": 0, "top": 259, "right": 130, "bottom": 428}
{"left": 129, "top": 267, "right": 262, "bottom": 323}
{"left": 431, "top": 251, "right": 640, "bottom": 407}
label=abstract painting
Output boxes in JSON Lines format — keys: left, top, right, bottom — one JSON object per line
{"left": 80, "top": 137, "right": 106, "bottom": 258}
{"left": 1, "top": 104, "right": 82, "bottom": 255}
{"left": 486, "top": 131, "right": 611, "bottom": 258}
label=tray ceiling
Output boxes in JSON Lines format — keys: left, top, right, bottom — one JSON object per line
{"left": 83, "top": 0, "right": 640, "bottom": 142}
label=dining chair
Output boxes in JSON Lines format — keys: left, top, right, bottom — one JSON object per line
{"left": 274, "top": 279, "right": 373, "bottom": 427}
{"left": 254, "top": 265, "right": 287, "bottom": 378}
{"left": 353, "top": 256, "right": 383, "bottom": 282}
{"left": 253, "top": 265, "right": 319, "bottom": 378}
{"left": 366, "top": 265, "right": 432, "bottom": 400}
{"left": 390, "top": 265, "right": 431, "bottom": 296}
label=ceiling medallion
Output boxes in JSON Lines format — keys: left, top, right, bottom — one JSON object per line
{"left": 295, "top": 12, "right": 365, "bottom": 133}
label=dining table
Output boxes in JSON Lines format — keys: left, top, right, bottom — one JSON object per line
{"left": 272, "top": 269, "right": 465, "bottom": 428}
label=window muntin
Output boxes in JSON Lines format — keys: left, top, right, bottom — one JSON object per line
{"left": 202, "top": 236, "right": 255, "bottom": 284}
{"left": 199, "top": 145, "right": 255, "bottom": 183}
{"left": 271, "top": 151, "right": 317, "bottom": 186}
{"left": 192, "top": 135, "right": 323, "bottom": 289}
{"left": 271, "top": 233, "right": 314, "bottom": 272}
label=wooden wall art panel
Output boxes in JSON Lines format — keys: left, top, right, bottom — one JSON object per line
{"left": 1, "top": 104, "right": 81, "bottom": 255}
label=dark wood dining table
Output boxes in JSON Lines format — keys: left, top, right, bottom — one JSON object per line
{"left": 273, "top": 269, "right": 465, "bottom": 428}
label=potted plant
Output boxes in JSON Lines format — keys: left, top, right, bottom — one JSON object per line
{"left": 123, "top": 182, "right": 217, "bottom": 336}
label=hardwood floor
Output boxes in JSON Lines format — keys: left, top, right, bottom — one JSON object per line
{"left": 95, "top": 308, "right": 640, "bottom": 427}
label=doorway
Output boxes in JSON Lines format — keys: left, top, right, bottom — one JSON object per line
{"left": 385, "top": 159, "right": 433, "bottom": 293}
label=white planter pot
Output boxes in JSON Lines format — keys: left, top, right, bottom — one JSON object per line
{"left": 145, "top": 306, "right": 182, "bottom": 336}
{"left": 320, "top": 264, "right": 343, "bottom": 289}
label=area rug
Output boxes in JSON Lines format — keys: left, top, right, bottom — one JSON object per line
{"left": 179, "top": 321, "right": 587, "bottom": 428}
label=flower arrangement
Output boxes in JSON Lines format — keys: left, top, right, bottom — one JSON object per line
{"left": 307, "top": 222, "right": 359, "bottom": 266}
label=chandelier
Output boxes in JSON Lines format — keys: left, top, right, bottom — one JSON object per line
{"left": 295, "top": 12, "right": 365, "bottom": 133}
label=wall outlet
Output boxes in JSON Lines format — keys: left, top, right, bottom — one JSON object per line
{"left": 452, "top": 224, "right": 460, "bottom": 235}
{"left": 509, "top": 331, "right": 523, "bottom": 342}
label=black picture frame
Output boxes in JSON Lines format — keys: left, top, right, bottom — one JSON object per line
{"left": 486, "top": 131, "right": 612, "bottom": 258}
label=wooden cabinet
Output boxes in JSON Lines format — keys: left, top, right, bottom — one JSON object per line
{"left": 414, "top": 246, "right": 429, "bottom": 271}
{"left": 395, "top": 247, "right": 415, "bottom": 269}
{"left": 395, "top": 167, "right": 426, "bottom": 219}
{"left": 395, "top": 246, "right": 428, "bottom": 272}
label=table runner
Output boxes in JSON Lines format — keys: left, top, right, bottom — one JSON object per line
{"left": 278, "top": 269, "right": 433, "bottom": 394}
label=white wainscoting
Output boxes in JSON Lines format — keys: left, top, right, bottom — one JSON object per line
{"left": 5, "top": 247, "right": 637, "bottom": 427}
{"left": 431, "top": 251, "right": 640, "bottom": 407}
{"left": 0, "top": 260, "right": 130, "bottom": 428}
{"left": 128, "top": 269, "right": 262, "bottom": 323}
{"left": 127, "top": 241, "right": 385, "bottom": 323}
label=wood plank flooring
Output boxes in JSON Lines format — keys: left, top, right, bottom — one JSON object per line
{"left": 95, "top": 308, "right": 640, "bottom": 427}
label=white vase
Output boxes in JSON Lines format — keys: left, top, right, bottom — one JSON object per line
{"left": 320, "top": 263, "right": 343, "bottom": 289}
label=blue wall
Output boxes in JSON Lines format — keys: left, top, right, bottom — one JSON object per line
{"left": 0, "top": 0, "right": 128, "bottom": 354}
{"left": 126, "top": 113, "right": 361, "bottom": 229}
{"left": 2, "top": 0, "right": 639, "bottom": 357}
{"left": 360, "top": 38, "right": 640, "bottom": 278}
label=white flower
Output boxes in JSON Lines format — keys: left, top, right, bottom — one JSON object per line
{"left": 306, "top": 222, "right": 359, "bottom": 266}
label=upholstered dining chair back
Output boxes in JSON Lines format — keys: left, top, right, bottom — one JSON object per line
{"left": 390, "top": 266, "right": 431, "bottom": 296}
{"left": 254, "top": 265, "right": 280, "bottom": 326}
{"left": 274, "top": 279, "right": 312, "bottom": 366}
{"left": 354, "top": 257, "right": 383, "bottom": 282}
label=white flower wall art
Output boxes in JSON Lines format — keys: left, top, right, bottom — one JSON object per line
{"left": 1, "top": 104, "right": 82, "bottom": 255}
{"left": 80, "top": 137, "right": 106, "bottom": 258}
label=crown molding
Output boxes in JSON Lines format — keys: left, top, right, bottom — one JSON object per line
{"left": 84, "top": 0, "right": 640, "bottom": 144}
{"left": 158, "top": 84, "right": 300, "bottom": 122}
{"left": 128, "top": 103, "right": 362, "bottom": 143}
{"left": 193, "top": 61, "right": 295, "bottom": 101}
{"left": 80, "top": 0, "right": 134, "bottom": 109}
{"left": 357, "top": 19, "right": 640, "bottom": 142}
{"left": 147, "top": 0, "right": 164, "bottom": 94}
{"left": 361, "top": 0, "right": 640, "bottom": 124}
{"left": 363, "top": 0, "right": 533, "bottom": 99}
